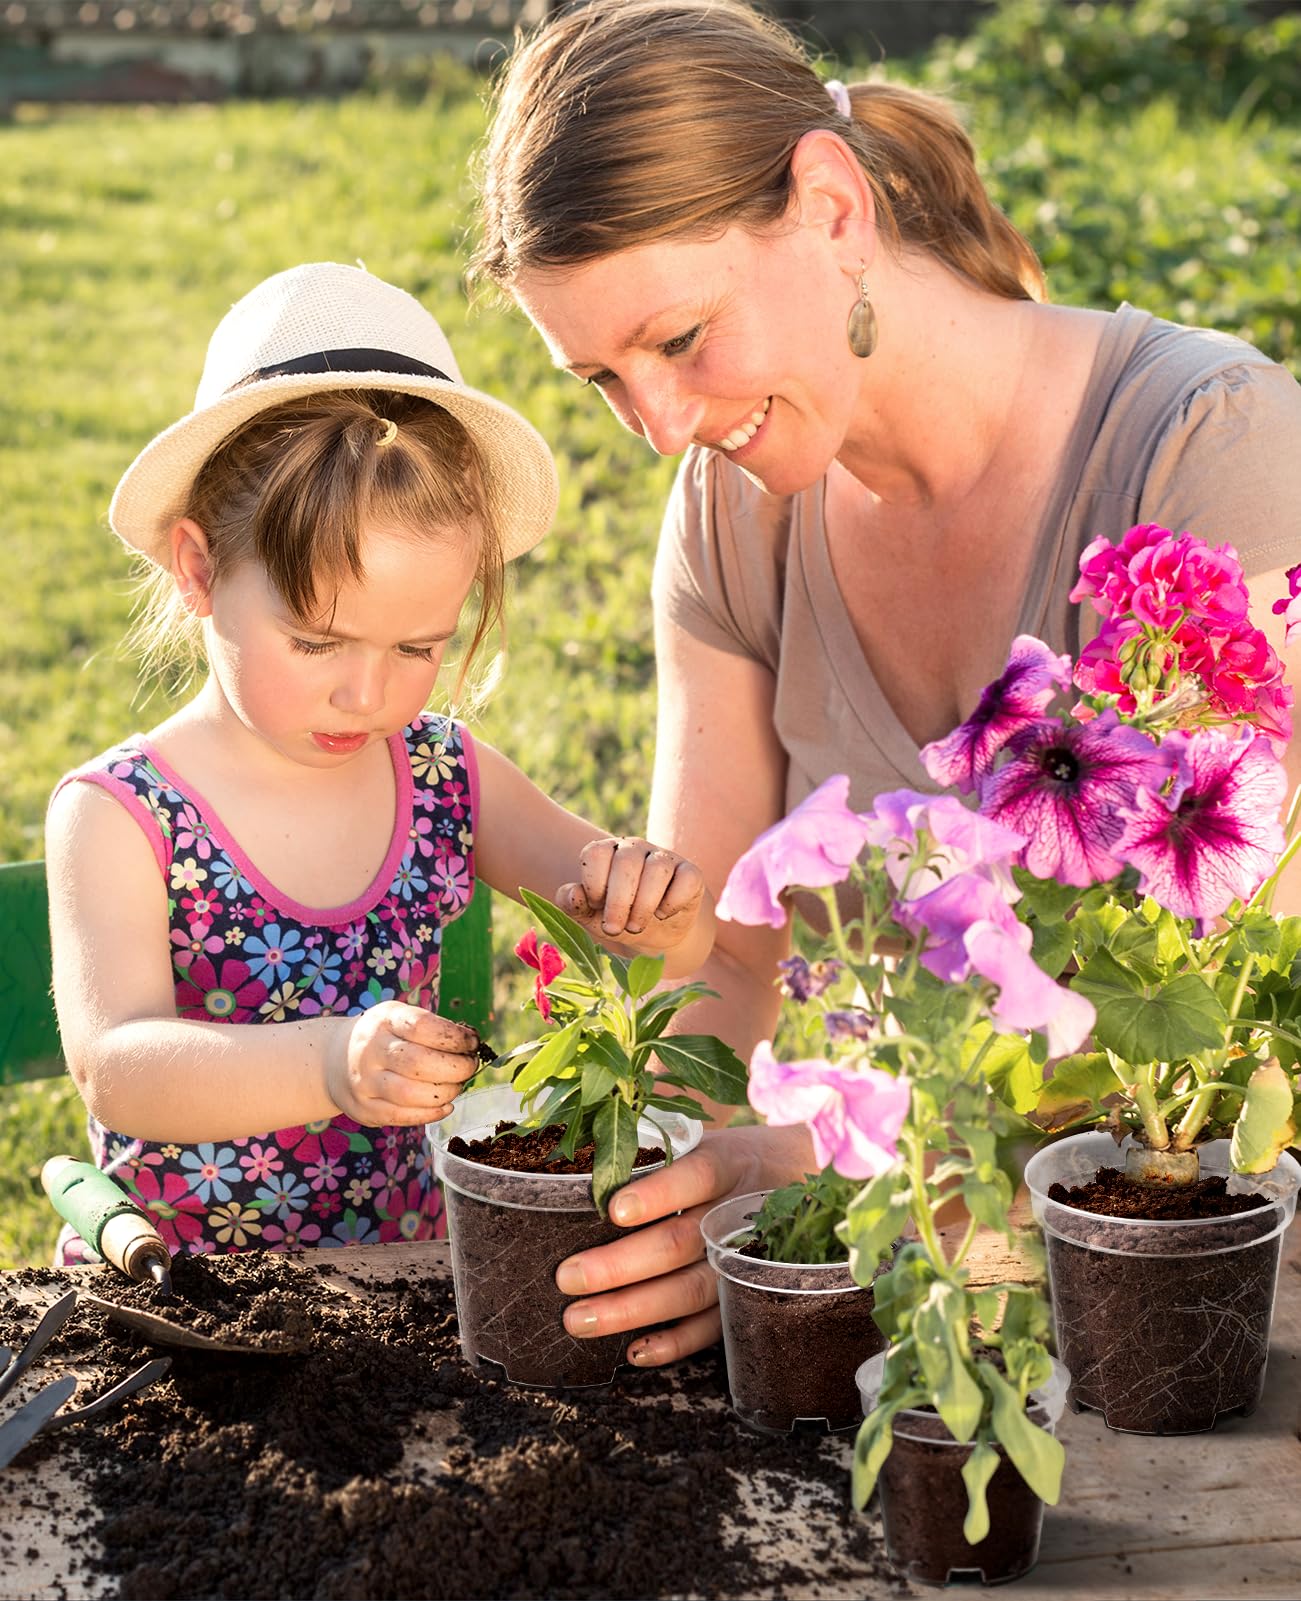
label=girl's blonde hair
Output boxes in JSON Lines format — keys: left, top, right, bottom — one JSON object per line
{"left": 131, "top": 389, "right": 506, "bottom": 711}
{"left": 472, "top": 0, "right": 1043, "bottom": 302}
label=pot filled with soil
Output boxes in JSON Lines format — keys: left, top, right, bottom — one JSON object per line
{"left": 1026, "top": 1132, "right": 1300, "bottom": 1434}
{"left": 856, "top": 1349, "right": 1069, "bottom": 1587}
{"left": 432, "top": 1082, "right": 701, "bottom": 1388}
{"left": 701, "top": 1189, "right": 886, "bottom": 1433}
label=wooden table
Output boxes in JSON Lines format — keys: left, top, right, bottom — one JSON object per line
{"left": 0, "top": 1225, "right": 1297, "bottom": 1601}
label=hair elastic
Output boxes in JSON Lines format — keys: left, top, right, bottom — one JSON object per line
{"left": 376, "top": 418, "right": 398, "bottom": 447}
{"left": 825, "top": 79, "right": 852, "bottom": 119}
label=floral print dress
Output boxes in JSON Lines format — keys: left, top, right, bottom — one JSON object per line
{"left": 55, "top": 713, "right": 477, "bottom": 1261}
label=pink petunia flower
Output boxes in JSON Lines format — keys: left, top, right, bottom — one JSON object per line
{"left": 921, "top": 637, "right": 1071, "bottom": 793}
{"left": 718, "top": 775, "right": 873, "bottom": 928}
{"left": 515, "top": 929, "right": 566, "bottom": 1021}
{"left": 978, "top": 711, "right": 1172, "bottom": 887}
{"left": 747, "top": 1042, "right": 910, "bottom": 1180}
{"left": 1115, "top": 728, "right": 1288, "bottom": 921}
{"left": 963, "top": 920, "right": 1096, "bottom": 1059}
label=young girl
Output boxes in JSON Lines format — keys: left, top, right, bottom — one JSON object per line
{"left": 46, "top": 261, "right": 714, "bottom": 1260}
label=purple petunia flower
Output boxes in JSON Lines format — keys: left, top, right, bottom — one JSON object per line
{"left": 978, "top": 711, "right": 1172, "bottom": 887}
{"left": 718, "top": 775, "right": 873, "bottom": 928}
{"left": 920, "top": 636, "right": 1072, "bottom": 793}
{"left": 1114, "top": 728, "right": 1288, "bottom": 920}
{"left": 777, "top": 955, "right": 843, "bottom": 1002}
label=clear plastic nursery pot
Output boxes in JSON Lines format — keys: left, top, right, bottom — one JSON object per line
{"left": 431, "top": 1083, "right": 701, "bottom": 1389}
{"left": 1026, "top": 1133, "right": 1300, "bottom": 1434}
{"left": 855, "top": 1351, "right": 1070, "bottom": 1587}
{"left": 701, "top": 1190, "right": 886, "bottom": 1433}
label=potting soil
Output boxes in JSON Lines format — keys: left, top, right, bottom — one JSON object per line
{"left": 0, "top": 1253, "right": 906, "bottom": 1600}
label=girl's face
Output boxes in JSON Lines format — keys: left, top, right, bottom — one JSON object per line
{"left": 202, "top": 521, "right": 479, "bottom": 769}
{"left": 513, "top": 222, "right": 862, "bottom": 497}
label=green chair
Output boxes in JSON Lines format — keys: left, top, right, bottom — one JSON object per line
{"left": 0, "top": 859, "right": 494, "bottom": 1087}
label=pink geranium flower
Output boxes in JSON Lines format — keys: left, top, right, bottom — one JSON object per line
{"left": 978, "top": 711, "right": 1172, "bottom": 887}
{"left": 717, "top": 774, "right": 873, "bottom": 928}
{"left": 515, "top": 929, "right": 565, "bottom": 1021}
{"left": 748, "top": 1042, "right": 910, "bottom": 1180}
{"left": 1272, "top": 563, "right": 1301, "bottom": 646}
{"left": 1115, "top": 728, "right": 1288, "bottom": 920}
{"left": 921, "top": 637, "right": 1071, "bottom": 793}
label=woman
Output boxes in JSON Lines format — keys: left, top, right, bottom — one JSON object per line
{"left": 472, "top": 0, "right": 1301, "bottom": 1365}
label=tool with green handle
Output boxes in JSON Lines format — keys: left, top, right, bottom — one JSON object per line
{"left": 40, "top": 1157, "right": 173, "bottom": 1294}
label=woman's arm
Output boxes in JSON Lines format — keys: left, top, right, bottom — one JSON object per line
{"left": 45, "top": 782, "right": 479, "bottom": 1143}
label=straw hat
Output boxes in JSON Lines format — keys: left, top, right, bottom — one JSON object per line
{"left": 109, "top": 262, "right": 558, "bottom": 564}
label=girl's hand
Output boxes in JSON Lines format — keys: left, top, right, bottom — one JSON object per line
{"left": 556, "top": 837, "right": 706, "bottom": 956}
{"left": 327, "top": 1002, "right": 481, "bottom": 1127}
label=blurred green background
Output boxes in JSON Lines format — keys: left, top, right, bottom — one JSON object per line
{"left": 2, "top": 0, "right": 1298, "bottom": 1266}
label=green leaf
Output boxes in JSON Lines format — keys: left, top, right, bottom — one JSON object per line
{"left": 979, "top": 1365, "right": 1064, "bottom": 1506}
{"left": 913, "top": 1287, "right": 983, "bottom": 1442}
{"left": 591, "top": 1095, "right": 640, "bottom": 1219}
{"left": 1028, "top": 1051, "right": 1127, "bottom": 1133}
{"left": 647, "top": 1092, "right": 709, "bottom": 1120}
{"left": 852, "top": 1402, "right": 903, "bottom": 1510}
{"left": 971, "top": 1029, "right": 1042, "bottom": 1114}
{"left": 1073, "top": 949, "right": 1227, "bottom": 1063}
{"left": 652, "top": 1035, "right": 749, "bottom": 1105}
{"left": 626, "top": 954, "right": 665, "bottom": 999}
{"left": 519, "top": 888, "right": 603, "bottom": 983}
{"left": 511, "top": 1017, "right": 583, "bottom": 1099}
{"left": 580, "top": 1056, "right": 621, "bottom": 1107}
{"left": 840, "top": 1169, "right": 911, "bottom": 1282}
{"left": 1230, "top": 1058, "right": 1298, "bottom": 1174}
{"left": 961, "top": 1442, "right": 1001, "bottom": 1545}
{"left": 633, "top": 981, "right": 715, "bottom": 1041}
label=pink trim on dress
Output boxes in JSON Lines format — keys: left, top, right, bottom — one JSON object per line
{"left": 50, "top": 764, "right": 171, "bottom": 877}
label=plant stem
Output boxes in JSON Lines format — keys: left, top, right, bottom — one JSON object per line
{"left": 1132, "top": 1071, "right": 1170, "bottom": 1149}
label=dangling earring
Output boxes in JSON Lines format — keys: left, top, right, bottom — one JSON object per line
{"left": 847, "top": 265, "right": 878, "bottom": 358}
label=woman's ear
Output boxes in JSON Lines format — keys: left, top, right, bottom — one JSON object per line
{"left": 169, "top": 519, "right": 214, "bottom": 618}
{"left": 789, "top": 128, "right": 878, "bottom": 270}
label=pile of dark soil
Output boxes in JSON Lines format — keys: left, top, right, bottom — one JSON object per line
{"left": 0, "top": 1251, "right": 904, "bottom": 1601}
{"left": 446, "top": 1119, "right": 663, "bottom": 1175}
{"left": 1047, "top": 1166, "right": 1267, "bottom": 1220}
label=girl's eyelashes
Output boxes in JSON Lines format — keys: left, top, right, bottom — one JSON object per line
{"left": 580, "top": 323, "right": 703, "bottom": 388}
{"left": 288, "top": 637, "right": 439, "bottom": 661}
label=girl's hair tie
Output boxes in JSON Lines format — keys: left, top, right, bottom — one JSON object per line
{"left": 376, "top": 418, "right": 398, "bottom": 447}
{"left": 825, "top": 79, "right": 852, "bottom": 119}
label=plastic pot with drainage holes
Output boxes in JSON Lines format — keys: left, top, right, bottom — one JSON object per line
{"left": 432, "top": 1083, "right": 702, "bottom": 1389}
{"left": 856, "top": 1351, "right": 1070, "bottom": 1587}
{"left": 701, "top": 1189, "right": 886, "bottom": 1433}
{"left": 1025, "top": 1133, "right": 1299, "bottom": 1434}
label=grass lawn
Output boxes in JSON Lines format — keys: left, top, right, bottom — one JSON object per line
{"left": 1, "top": 34, "right": 1296, "bottom": 1267}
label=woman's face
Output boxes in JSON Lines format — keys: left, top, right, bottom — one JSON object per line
{"left": 514, "top": 222, "right": 864, "bottom": 498}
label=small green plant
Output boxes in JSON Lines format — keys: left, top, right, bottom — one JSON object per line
{"left": 490, "top": 889, "right": 749, "bottom": 1217}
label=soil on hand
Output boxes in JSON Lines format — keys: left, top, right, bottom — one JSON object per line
{"left": 1045, "top": 1165, "right": 1282, "bottom": 1433}
{"left": 446, "top": 1119, "right": 663, "bottom": 1175}
{"left": 1047, "top": 1166, "right": 1268, "bottom": 1220}
{"left": 0, "top": 1253, "right": 905, "bottom": 1601}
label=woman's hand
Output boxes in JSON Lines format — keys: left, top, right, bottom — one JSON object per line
{"left": 554, "top": 1121, "right": 814, "bottom": 1365}
{"left": 327, "top": 1002, "right": 481, "bottom": 1127}
{"left": 556, "top": 837, "right": 713, "bottom": 975}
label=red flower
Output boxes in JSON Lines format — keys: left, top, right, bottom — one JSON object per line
{"left": 514, "top": 929, "right": 566, "bottom": 1022}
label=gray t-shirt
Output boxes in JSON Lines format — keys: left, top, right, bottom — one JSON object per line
{"left": 653, "top": 304, "right": 1301, "bottom": 817}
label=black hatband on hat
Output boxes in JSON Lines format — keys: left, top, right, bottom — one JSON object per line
{"left": 230, "top": 349, "right": 453, "bottom": 391}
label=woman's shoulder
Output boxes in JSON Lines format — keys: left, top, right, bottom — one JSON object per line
{"left": 1106, "top": 302, "right": 1297, "bottom": 416}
